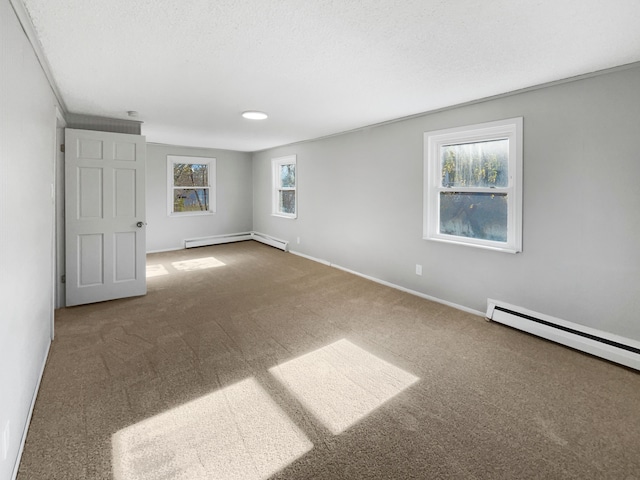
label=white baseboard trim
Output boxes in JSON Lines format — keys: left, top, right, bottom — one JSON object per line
{"left": 151, "top": 235, "right": 483, "bottom": 318}
{"left": 289, "top": 250, "right": 331, "bottom": 266}
{"left": 146, "top": 246, "right": 185, "bottom": 254}
{"left": 288, "top": 249, "right": 484, "bottom": 317}
{"left": 12, "top": 339, "right": 51, "bottom": 480}
{"left": 331, "top": 263, "right": 484, "bottom": 317}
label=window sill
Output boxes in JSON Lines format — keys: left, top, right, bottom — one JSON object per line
{"left": 424, "top": 235, "right": 520, "bottom": 254}
{"left": 169, "top": 211, "right": 215, "bottom": 217}
{"left": 271, "top": 213, "right": 297, "bottom": 220}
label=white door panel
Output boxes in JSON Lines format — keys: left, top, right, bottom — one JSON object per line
{"left": 65, "top": 129, "right": 146, "bottom": 306}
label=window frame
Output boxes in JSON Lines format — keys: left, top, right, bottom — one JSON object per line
{"left": 272, "top": 155, "right": 297, "bottom": 219}
{"left": 423, "top": 117, "right": 523, "bottom": 253}
{"left": 167, "top": 155, "right": 216, "bottom": 216}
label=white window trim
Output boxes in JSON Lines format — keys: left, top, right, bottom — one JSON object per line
{"left": 423, "top": 117, "right": 523, "bottom": 253}
{"left": 272, "top": 155, "right": 297, "bottom": 219}
{"left": 167, "top": 155, "right": 216, "bottom": 216}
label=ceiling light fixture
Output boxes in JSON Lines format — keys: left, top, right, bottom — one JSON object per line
{"left": 242, "top": 111, "right": 268, "bottom": 120}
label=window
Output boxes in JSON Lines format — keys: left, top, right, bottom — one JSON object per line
{"left": 272, "top": 155, "right": 297, "bottom": 218}
{"left": 424, "top": 117, "right": 523, "bottom": 253}
{"left": 168, "top": 156, "right": 216, "bottom": 215}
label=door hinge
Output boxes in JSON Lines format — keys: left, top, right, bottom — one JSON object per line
{"left": 60, "top": 144, "right": 65, "bottom": 153}
{"left": 61, "top": 274, "right": 66, "bottom": 284}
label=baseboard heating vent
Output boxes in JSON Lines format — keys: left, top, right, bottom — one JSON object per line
{"left": 185, "top": 232, "right": 252, "bottom": 249}
{"left": 486, "top": 299, "right": 640, "bottom": 371}
{"left": 184, "top": 232, "right": 289, "bottom": 252}
{"left": 250, "top": 232, "right": 289, "bottom": 251}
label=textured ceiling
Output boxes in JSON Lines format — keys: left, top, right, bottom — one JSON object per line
{"left": 21, "top": 0, "right": 640, "bottom": 152}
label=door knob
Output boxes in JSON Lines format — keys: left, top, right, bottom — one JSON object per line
{"left": 136, "top": 221, "right": 144, "bottom": 228}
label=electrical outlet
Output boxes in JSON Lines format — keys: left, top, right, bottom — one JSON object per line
{"left": 296, "top": 237, "right": 300, "bottom": 244}
{"left": 415, "top": 264, "right": 422, "bottom": 276}
{"left": 2, "top": 421, "right": 9, "bottom": 461}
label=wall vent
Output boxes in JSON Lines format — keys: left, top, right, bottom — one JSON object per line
{"left": 486, "top": 299, "right": 640, "bottom": 371}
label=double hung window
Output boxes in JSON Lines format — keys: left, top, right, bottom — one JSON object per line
{"left": 168, "top": 156, "right": 215, "bottom": 215}
{"left": 272, "top": 155, "right": 297, "bottom": 218}
{"left": 424, "top": 118, "right": 523, "bottom": 253}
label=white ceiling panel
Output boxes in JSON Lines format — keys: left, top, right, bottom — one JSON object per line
{"left": 21, "top": 0, "right": 640, "bottom": 151}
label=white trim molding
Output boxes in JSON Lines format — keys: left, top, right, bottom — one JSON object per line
{"left": 289, "top": 250, "right": 331, "bottom": 266}
{"left": 290, "top": 250, "right": 484, "bottom": 317}
{"left": 178, "top": 233, "right": 483, "bottom": 317}
{"left": 11, "top": 341, "right": 51, "bottom": 480}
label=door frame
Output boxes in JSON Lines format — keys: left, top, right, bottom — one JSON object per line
{"left": 52, "top": 106, "right": 66, "bottom": 339}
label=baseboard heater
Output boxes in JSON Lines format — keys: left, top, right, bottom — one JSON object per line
{"left": 250, "top": 232, "right": 289, "bottom": 251}
{"left": 486, "top": 299, "right": 640, "bottom": 371}
{"left": 185, "top": 232, "right": 253, "bottom": 249}
{"left": 184, "top": 231, "right": 289, "bottom": 252}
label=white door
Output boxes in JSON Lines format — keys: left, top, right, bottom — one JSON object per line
{"left": 65, "top": 128, "right": 146, "bottom": 306}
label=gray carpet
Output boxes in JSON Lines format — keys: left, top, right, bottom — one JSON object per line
{"left": 17, "top": 241, "right": 640, "bottom": 479}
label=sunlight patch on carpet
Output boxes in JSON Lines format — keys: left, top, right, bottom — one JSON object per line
{"left": 146, "top": 264, "right": 169, "bottom": 278}
{"left": 171, "top": 256, "right": 226, "bottom": 271}
{"left": 112, "top": 377, "right": 312, "bottom": 480}
{"left": 269, "top": 338, "right": 419, "bottom": 434}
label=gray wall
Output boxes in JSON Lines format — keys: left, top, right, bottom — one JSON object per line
{"left": 0, "top": 0, "right": 57, "bottom": 477}
{"left": 146, "top": 143, "right": 253, "bottom": 252}
{"left": 253, "top": 65, "right": 640, "bottom": 342}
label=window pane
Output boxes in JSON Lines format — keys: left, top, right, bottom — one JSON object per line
{"left": 441, "top": 139, "right": 508, "bottom": 188}
{"left": 440, "top": 192, "right": 507, "bottom": 242}
{"left": 279, "top": 190, "right": 295, "bottom": 214}
{"left": 173, "top": 163, "right": 209, "bottom": 187}
{"left": 280, "top": 164, "right": 295, "bottom": 188}
{"left": 174, "top": 188, "right": 209, "bottom": 212}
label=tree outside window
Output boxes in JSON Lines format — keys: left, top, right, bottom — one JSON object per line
{"left": 168, "top": 156, "right": 216, "bottom": 215}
